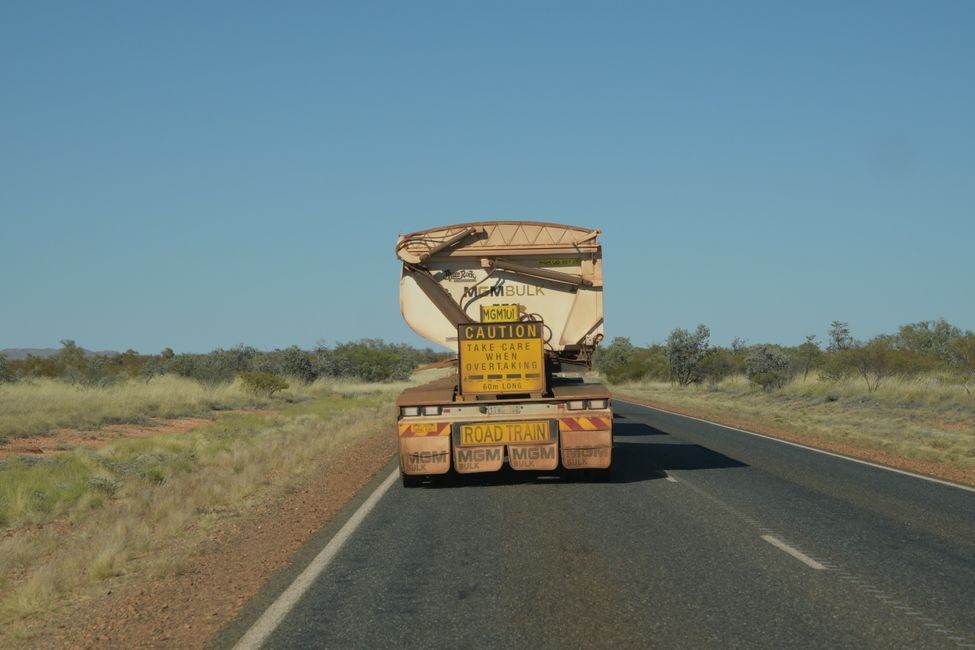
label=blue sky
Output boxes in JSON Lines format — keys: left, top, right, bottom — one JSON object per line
{"left": 2, "top": 1, "right": 972, "bottom": 353}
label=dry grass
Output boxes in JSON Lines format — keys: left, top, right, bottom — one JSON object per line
{"left": 0, "top": 375, "right": 309, "bottom": 439}
{"left": 0, "top": 396, "right": 392, "bottom": 637}
{"left": 778, "top": 373, "right": 972, "bottom": 409}
{"left": 0, "top": 370, "right": 446, "bottom": 640}
{"left": 0, "top": 368, "right": 450, "bottom": 441}
{"left": 612, "top": 374, "right": 975, "bottom": 471}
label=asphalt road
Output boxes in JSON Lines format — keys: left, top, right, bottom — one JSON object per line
{"left": 226, "top": 399, "right": 975, "bottom": 649}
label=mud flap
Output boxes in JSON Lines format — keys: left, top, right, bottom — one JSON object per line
{"left": 560, "top": 429, "right": 612, "bottom": 469}
{"left": 400, "top": 436, "right": 451, "bottom": 475}
{"left": 454, "top": 445, "right": 504, "bottom": 473}
{"left": 508, "top": 442, "right": 559, "bottom": 471}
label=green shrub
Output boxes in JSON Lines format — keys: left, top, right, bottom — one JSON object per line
{"left": 896, "top": 319, "right": 961, "bottom": 362}
{"left": 746, "top": 345, "right": 794, "bottom": 391}
{"left": 950, "top": 333, "right": 975, "bottom": 395}
{"left": 843, "top": 336, "right": 918, "bottom": 392}
{"left": 593, "top": 338, "right": 670, "bottom": 384}
{"left": 596, "top": 337, "right": 640, "bottom": 383}
{"left": 316, "top": 340, "right": 418, "bottom": 382}
{"left": 667, "top": 325, "right": 710, "bottom": 386}
{"left": 281, "top": 345, "right": 315, "bottom": 382}
{"left": 239, "top": 372, "right": 289, "bottom": 397}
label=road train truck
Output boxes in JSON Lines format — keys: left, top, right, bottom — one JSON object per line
{"left": 395, "top": 221, "right": 612, "bottom": 486}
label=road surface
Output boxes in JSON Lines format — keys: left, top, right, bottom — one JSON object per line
{"left": 221, "top": 399, "right": 975, "bottom": 649}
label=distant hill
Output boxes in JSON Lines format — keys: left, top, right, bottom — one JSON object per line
{"left": 1, "top": 348, "right": 119, "bottom": 360}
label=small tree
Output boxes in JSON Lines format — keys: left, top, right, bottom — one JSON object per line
{"left": 746, "top": 345, "right": 793, "bottom": 391}
{"left": 797, "top": 335, "right": 822, "bottom": 381}
{"left": 950, "top": 332, "right": 975, "bottom": 396}
{"left": 56, "top": 339, "right": 88, "bottom": 383}
{"left": 118, "top": 349, "right": 142, "bottom": 378}
{"left": 0, "top": 353, "right": 14, "bottom": 383}
{"left": 81, "top": 355, "right": 124, "bottom": 387}
{"left": 667, "top": 324, "right": 710, "bottom": 386}
{"left": 730, "top": 337, "right": 748, "bottom": 374}
{"left": 828, "top": 321, "right": 853, "bottom": 352}
{"left": 845, "top": 335, "right": 903, "bottom": 392}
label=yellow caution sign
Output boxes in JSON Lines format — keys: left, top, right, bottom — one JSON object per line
{"left": 458, "top": 322, "right": 545, "bottom": 395}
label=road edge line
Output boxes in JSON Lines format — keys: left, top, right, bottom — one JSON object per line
{"left": 761, "top": 534, "right": 827, "bottom": 570}
{"left": 232, "top": 467, "right": 400, "bottom": 650}
{"left": 614, "top": 398, "right": 975, "bottom": 494}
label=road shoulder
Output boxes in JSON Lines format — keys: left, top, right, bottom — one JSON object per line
{"left": 614, "top": 392, "right": 975, "bottom": 489}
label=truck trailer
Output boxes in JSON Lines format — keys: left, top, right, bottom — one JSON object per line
{"left": 395, "top": 221, "right": 612, "bottom": 486}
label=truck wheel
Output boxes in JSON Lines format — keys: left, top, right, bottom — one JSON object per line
{"left": 401, "top": 473, "right": 423, "bottom": 488}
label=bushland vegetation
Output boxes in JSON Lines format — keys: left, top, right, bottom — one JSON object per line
{"left": 1, "top": 339, "right": 448, "bottom": 388}
{"left": 0, "top": 340, "right": 449, "bottom": 441}
{"left": 595, "top": 318, "right": 975, "bottom": 395}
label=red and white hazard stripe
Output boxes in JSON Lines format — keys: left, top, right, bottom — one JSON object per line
{"left": 398, "top": 422, "right": 451, "bottom": 437}
{"left": 559, "top": 416, "right": 611, "bottom": 432}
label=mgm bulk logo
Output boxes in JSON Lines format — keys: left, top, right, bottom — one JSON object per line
{"left": 406, "top": 451, "right": 449, "bottom": 466}
{"left": 462, "top": 285, "right": 545, "bottom": 298}
{"left": 509, "top": 446, "right": 556, "bottom": 461}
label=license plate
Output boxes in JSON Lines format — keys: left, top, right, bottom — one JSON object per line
{"left": 484, "top": 404, "right": 523, "bottom": 416}
{"left": 454, "top": 420, "right": 556, "bottom": 446}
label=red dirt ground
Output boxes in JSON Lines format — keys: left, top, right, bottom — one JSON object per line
{"left": 0, "top": 419, "right": 212, "bottom": 459}
{"left": 0, "top": 411, "right": 275, "bottom": 460}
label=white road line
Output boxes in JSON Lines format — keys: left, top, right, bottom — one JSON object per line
{"left": 233, "top": 467, "right": 400, "bottom": 650}
{"left": 615, "top": 399, "right": 975, "bottom": 494}
{"left": 664, "top": 473, "right": 678, "bottom": 483}
{"left": 760, "top": 534, "right": 827, "bottom": 570}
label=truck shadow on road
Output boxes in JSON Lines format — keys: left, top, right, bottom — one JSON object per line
{"left": 612, "top": 421, "right": 667, "bottom": 436}
{"left": 612, "top": 421, "right": 748, "bottom": 482}
{"left": 612, "top": 440, "right": 747, "bottom": 481}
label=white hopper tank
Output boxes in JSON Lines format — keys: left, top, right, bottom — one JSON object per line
{"left": 396, "top": 221, "right": 605, "bottom": 367}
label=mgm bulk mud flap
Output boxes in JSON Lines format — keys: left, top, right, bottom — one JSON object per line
{"left": 399, "top": 422, "right": 451, "bottom": 486}
{"left": 560, "top": 417, "right": 613, "bottom": 480}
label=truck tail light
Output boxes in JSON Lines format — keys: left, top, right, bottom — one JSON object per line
{"left": 588, "top": 399, "right": 608, "bottom": 409}
{"left": 401, "top": 406, "right": 421, "bottom": 417}
{"left": 422, "top": 405, "right": 442, "bottom": 416}
{"left": 568, "top": 400, "right": 587, "bottom": 410}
